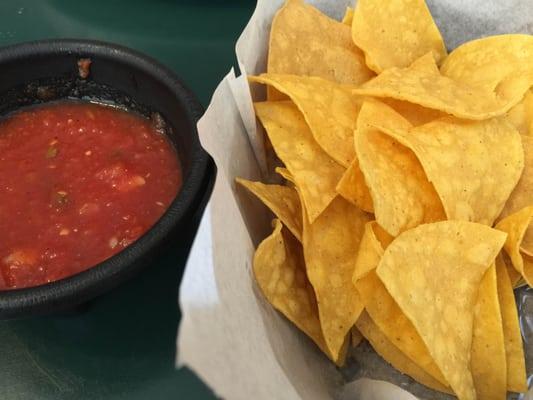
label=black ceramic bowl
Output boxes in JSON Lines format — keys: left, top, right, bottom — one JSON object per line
{"left": 0, "top": 39, "right": 211, "bottom": 319}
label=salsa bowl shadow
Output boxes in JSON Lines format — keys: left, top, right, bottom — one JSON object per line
{"left": 0, "top": 39, "right": 212, "bottom": 319}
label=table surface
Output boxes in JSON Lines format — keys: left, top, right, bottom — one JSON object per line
{"left": 0, "top": 1, "right": 255, "bottom": 399}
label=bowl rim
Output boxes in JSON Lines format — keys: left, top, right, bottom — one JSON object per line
{"left": 0, "top": 38, "right": 209, "bottom": 318}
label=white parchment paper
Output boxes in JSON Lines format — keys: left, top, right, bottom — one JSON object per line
{"left": 177, "top": 1, "right": 533, "bottom": 399}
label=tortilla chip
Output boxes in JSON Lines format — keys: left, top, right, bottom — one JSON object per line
{"left": 441, "top": 34, "right": 533, "bottom": 92}
{"left": 253, "top": 220, "right": 329, "bottom": 357}
{"left": 342, "top": 6, "right": 353, "bottom": 26}
{"left": 372, "top": 223, "right": 394, "bottom": 249}
{"left": 353, "top": 53, "right": 531, "bottom": 120}
{"left": 356, "top": 311, "right": 451, "bottom": 394}
{"left": 378, "top": 116, "right": 524, "bottom": 226}
{"left": 353, "top": 221, "right": 394, "bottom": 282}
{"left": 495, "top": 205, "right": 533, "bottom": 286}
{"left": 236, "top": 178, "right": 302, "bottom": 242}
{"left": 353, "top": 222, "right": 385, "bottom": 283}
{"left": 357, "top": 271, "right": 448, "bottom": 387}
{"left": 507, "top": 89, "right": 533, "bottom": 136}
{"left": 250, "top": 74, "right": 360, "bottom": 167}
{"left": 335, "top": 159, "right": 373, "bottom": 213}
{"left": 351, "top": 0, "right": 446, "bottom": 73}
{"left": 351, "top": 327, "right": 363, "bottom": 348}
{"left": 268, "top": 0, "right": 374, "bottom": 101}
{"left": 254, "top": 101, "right": 344, "bottom": 223}
{"left": 498, "top": 135, "right": 533, "bottom": 255}
{"left": 471, "top": 264, "right": 507, "bottom": 400}
{"left": 495, "top": 256, "right": 528, "bottom": 393}
{"left": 353, "top": 222, "right": 447, "bottom": 386}
{"left": 355, "top": 101, "right": 445, "bottom": 236}
{"left": 376, "top": 221, "right": 506, "bottom": 400}
{"left": 275, "top": 167, "right": 295, "bottom": 184}
{"left": 382, "top": 98, "right": 446, "bottom": 126}
{"left": 302, "top": 195, "right": 370, "bottom": 361}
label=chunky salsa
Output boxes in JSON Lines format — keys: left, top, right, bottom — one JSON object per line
{"left": 0, "top": 101, "right": 181, "bottom": 290}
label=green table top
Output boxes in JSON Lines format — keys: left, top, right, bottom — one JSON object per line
{"left": 0, "top": 1, "right": 255, "bottom": 399}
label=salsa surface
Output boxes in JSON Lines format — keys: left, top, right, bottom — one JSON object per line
{"left": 0, "top": 101, "right": 181, "bottom": 290}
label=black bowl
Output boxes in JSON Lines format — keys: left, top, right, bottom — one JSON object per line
{"left": 0, "top": 39, "right": 212, "bottom": 319}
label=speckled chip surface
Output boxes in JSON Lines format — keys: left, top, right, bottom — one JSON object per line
{"left": 351, "top": 0, "right": 447, "bottom": 73}
{"left": 254, "top": 101, "right": 344, "bottom": 223}
{"left": 376, "top": 221, "right": 506, "bottom": 400}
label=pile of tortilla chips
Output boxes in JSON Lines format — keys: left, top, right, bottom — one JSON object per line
{"left": 237, "top": 0, "right": 532, "bottom": 399}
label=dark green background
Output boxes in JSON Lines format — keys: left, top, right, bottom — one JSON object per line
{"left": 0, "top": 1, "right": 255, "bottom": 399}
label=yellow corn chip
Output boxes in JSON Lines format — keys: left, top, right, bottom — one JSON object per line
{"left": 355, "top": 101, "right": 445, "bottom": 236}
{"left": 382, "top": 98, "right": 446, "bottom": 126}
{"left": 236, "top": 178, "right": 302, "bottom": 242}
{"left": 250, "top": 74, "right": 360, "bottom": 167}
{"left": 495, "top": 256, "right": 528, "bottom": 393}
{"left": 471, "top": 264, "right": 507, "bottom": 400}
{"left": 372, "top": 223, "right": 394, "bottom": 249}
{"left": 268, "top": 0, "right": 374, "bottom": 101}
{"left": 357, "top": 271, "right": 448, "bottom": 387}
{"left": 254, "top": 101, "right": 344, "bottom": 223}
{"left": 496, "top": 206, "right": 533, "bottom": 286}
{"left": 342, "top": 7, "right": 354, "bottom": 26}
{"left": 353, "top": 222, "right": 386, "bottom": 283}
{"left": 351, "top": 0, "right": 447, "bottom": 73}
{"left": 275, "top": 167, "right": 295, "bottom": 184}
{"left": 507, "top": 89, "right": 533, "bottom": 136}
{"left": 499, "top": 135, "right": 533, "bottom": 255}
{"left": 377, "top": 221, "right": 507, "bottom": 400}
{"left": 378, "top": 116, "right": 524, "bottom": 226}
{"left": 336, "top": 159, "right": 373, "bottom": 213}
{"left": 253, "top": 220, "right": 328, "bottom": 357}
{"left": 353, "top": 222, "right": 447, "bottom": 386}
{"left": 353, "top": 53, "right": 531, "bottom": 120}
{"left": 441, "top": 34, "right": 533, "bottom": 91}
{"left": 302, "top": 196, "right": 370, "bottom": 361}
{"left": 356, "top": 311, "right": 451, "bottom": 394}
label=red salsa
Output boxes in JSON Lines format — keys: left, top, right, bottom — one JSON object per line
{"left": 0, "top": 101, "right": 181, "bottom": 290}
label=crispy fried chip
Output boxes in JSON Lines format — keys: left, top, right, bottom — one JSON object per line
{"left": 507, "top": 90, "right": 533, "bottom": 136}
{"left": 496, "top": 206, "right": 533, "bottom": 286}
{"left": 356, "top": 311, "right": 451, "bottom": 394}
{"left": 471, "top": 264, "right": 507, "bottom": 400}
{"left": 253, "top": 220, "right": 328, "bottom": 357}
{"left": 353, "top": 222, "right": 447, "bottom": 386}
{"left": 351, "top": 0, "right": 446, "bottom": 73}
{"left": 254, "top": 101, "right": 344, "bottom": 222}
{"left": 355, "top": 101, "right": 445, "bottom": 236}
{"left": 342, "top": 6, "right": 354, "bottom": 25}
{"left": 379, "top": 116, "right": 524, "bottom": 226}
{"left": 275, "top": 167, "right": 295, "bottom": 184}
{"left": 441, "top": 34, "right": 533, "bottom": 91}
{"left": 499, "top": 135, "right": 533, "bottom": 255}
{"left": 353, "top": 53, "right": 532, "bottom": 120}
{"left": 382, "top": 98, "right": 446, "bottom": 126}
{"left": 377, "top": 221, "right": 506, "bottom": 400}
{"left": 302, "top": 196, "right": 370, "bottom": 361}
{"left": 250, "top": 74, "right": 361, "bottom": 167}
{"left": 353, "top": 222, "right": 386, "bottom": 282}
{"left": 336, "top": 159, "right": 373, "bottom": 213}
{"left": 268, "top": 0, "right": 374, "bottom": 101}
{"left": 495, "top": 256, "right": 528, "bottom": 393}
{"left": 236, "top": 178, "right": 302, "bottom": 242}
{"left": 357, "top": 273, "right": 448, "bottom": 387}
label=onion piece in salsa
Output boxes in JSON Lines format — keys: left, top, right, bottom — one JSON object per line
{"left": 0, "top": 101, "right": 181, "bottom": 290}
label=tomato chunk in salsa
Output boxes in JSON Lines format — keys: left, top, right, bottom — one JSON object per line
{"left": 0, "top": 101, "right": 181, "bottom": 290}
